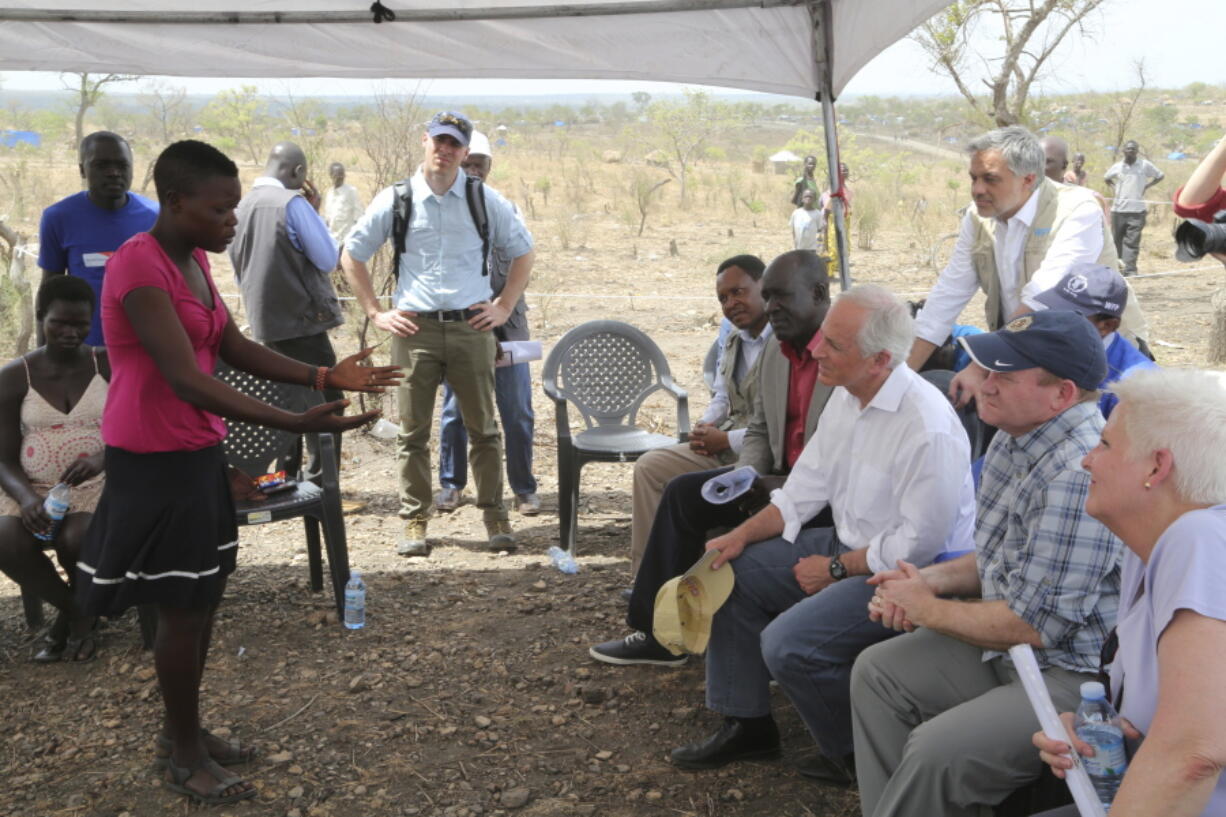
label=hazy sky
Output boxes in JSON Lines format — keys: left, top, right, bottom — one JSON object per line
{"left": 1, "top": 0, "right": 1221, "bottom": 102}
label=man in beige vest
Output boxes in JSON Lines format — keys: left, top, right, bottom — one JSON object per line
{"left": 629, "top": 255, "right": 772, "bottom": 575}
{"left": 908, "top": 126, "right": 1146, "bottom": 400}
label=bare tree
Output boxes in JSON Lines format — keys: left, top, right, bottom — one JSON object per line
{"left": 137, "top": 81, "right": 193, "bottom": 190}
{"left": 61, "top": 72, "right": 137, "bottom": 146}
{"left": 913, "top": 0, "right": 1108, "bottom": 127}
{"left": 646, "top": 89, "right": 740, "bottom": 206}
{"left": 347, "top": 84, "right": 425, "bottom": 376}
{"left": 1106, "top": 60, "right": 1148, "bottom": 160}
{"left": 630, "top": 172, "right": 671, "bottom": 236}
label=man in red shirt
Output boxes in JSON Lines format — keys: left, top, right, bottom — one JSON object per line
{"left": 589, "top": 250, "right": 836, "bottom": 666}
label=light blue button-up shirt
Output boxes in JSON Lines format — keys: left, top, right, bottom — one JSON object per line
{"left": 344, "top": 169, "right": 533, "bottom": 312}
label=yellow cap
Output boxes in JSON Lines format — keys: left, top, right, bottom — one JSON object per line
{"left": 652, "top": 549, "right": 736, "bottom": 655}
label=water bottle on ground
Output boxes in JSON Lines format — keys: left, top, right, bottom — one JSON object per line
{"left": 547, "top": 546, "right": 579, "bottom": 574}
{"left": 32, "top": 483, "right": 71, "bottom": 542}
{"left": 343, "top": 571, "right": 366, "bottom": 630}
{"left": 1074, "top": 680, "right": 1128, "bottom": 810}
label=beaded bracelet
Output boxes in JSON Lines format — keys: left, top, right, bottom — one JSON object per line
{"left": 313, "top": 365, "right": 329, "bottom": 391}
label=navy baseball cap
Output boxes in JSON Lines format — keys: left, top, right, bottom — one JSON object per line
{"left": 427, "top": 111, "right": 472, "bottom": 147}
{"left": 1033, "top": 263, "right": 1128, "bottom": 318}
{"left": 957, "top": 310, "right": 1107, "bottom": 390}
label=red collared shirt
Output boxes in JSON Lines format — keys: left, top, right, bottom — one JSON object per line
{"left": 779, "top": 331, "right": 822, "bottom": 469}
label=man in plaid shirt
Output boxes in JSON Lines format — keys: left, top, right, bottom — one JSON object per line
{"left": 850, "top": 309, "right": 1124, "bottom": 817}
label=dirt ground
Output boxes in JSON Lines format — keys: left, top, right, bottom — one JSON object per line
{"left": 1, "top": 185, "right": 1221, "bottom": 817}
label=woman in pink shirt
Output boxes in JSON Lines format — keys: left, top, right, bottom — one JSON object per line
{"left": 75, "top": 141, "right": 400, "bottom": 806}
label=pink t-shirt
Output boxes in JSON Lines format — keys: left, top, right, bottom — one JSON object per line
{"left": 101, "top": 232, "right": 228, "bottom": 452}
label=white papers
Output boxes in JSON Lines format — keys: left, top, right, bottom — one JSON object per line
{"left": 496, "top": 340, "right": 542, "bottom": 368}
{"left": 700, "top": 465, "right": 758, "bottom": 505}
{"left": 1008, "top": 645, "right": 1106, "bottom": 817}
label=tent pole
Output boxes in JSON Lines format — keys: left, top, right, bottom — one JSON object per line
{"left": 816, "top": 0, "right": 850, "bottom": 291}
{"left": 0, "top": 0, "right": 807, "bottom": 24}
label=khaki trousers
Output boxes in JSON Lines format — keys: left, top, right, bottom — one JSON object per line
{"left": 630, "top": 443, "right": 723, "bottom": 574}
{"left": 391, "top": 318, "right": 507, "bottom": 523}
{"left": 851, "top": 627, "right": 1089, "bottom": 817}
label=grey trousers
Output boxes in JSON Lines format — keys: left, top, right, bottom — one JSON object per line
{"left": 705, "top": 529, "right": 903, "bottom": 760}
{"left": 1111, "top": 211, "right": 1146, "bottom": 274}
{"left": 851, "top": 628, "right": 1090, "bottom": 817}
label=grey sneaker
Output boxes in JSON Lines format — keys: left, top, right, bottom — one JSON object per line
{"left": 397, "top": 520, "right": 430, "bottom": 557}
{"left": 485, "top": 520, "right": 517, "bottom": 552}
{"left": 515, "top": 493, "right": 541, "bottom": 516}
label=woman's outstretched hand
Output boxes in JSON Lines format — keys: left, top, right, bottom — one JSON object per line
{"left": 292, "top": 400, "right": 382, "bottom": 434}
{"left": 326, "top": 348, "right": 403, "bottom": 393}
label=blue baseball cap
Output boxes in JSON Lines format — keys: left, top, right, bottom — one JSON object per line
{"left": 957, "top": 310, "right": 1107, "bottom": 390}
{"left": 427, "top": 111, "right": 473, "bottom": 147}
{"left": 1033, "top": 263, "right": 1128, "bottom": 319}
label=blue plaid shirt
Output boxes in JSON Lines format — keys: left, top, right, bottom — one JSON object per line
{"left": 976, "top": 401, "right": 1123, "bottom": 673}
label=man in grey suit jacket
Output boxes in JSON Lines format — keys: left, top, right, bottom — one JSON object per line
{"left": 590, "top": 250, "right": 835, "bottom": 666}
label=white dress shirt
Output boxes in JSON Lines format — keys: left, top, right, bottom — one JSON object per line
{"left": 914, "top": 187, "right": 1105, "bottom": 345}
{"left": 770, "top": 365, "right": 977, "bottom": 573}
{"left": 702, "top": 323, "right": 773, "bottom": 454}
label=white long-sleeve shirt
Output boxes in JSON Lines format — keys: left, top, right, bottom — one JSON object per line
{"left": 701, "top": 323, "right": 773, "bottom": 454}
{"left": 770, "top": 364, "right": 977, "bottom": 573}
{"left": 914, "top": 187, "right": 1105, "bottom": 345}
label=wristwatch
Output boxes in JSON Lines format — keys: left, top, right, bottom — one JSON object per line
{"left": 828, "top": 555, "right": 848, "bottom": 581}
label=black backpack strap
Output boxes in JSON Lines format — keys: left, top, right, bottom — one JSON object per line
{"left": 391, "top": 179, "right": 413, "bottom": 279}
{"left": 465, "top": 175, "right": 491, "bottom": 276}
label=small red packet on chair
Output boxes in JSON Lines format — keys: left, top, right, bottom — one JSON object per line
{"left": 256, "top": 471, "right": 294, "bottom": 494}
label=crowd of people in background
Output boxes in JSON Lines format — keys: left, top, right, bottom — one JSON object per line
{"left": 3, "top": 113, "right": 1226, "bottom": 815}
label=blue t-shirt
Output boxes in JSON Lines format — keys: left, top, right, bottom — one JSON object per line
{"left": 949, "top": 324, "right": 983, "bottom": 372}
{"left": 38, "top": 191, "right": 159, "bottom": 346}
{"left": 1099, "top": 333, "right": 1158, "bottom": 419}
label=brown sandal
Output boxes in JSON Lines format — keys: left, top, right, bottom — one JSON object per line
{"left": 155, "top": 729, "right": 257, "bottom": 767}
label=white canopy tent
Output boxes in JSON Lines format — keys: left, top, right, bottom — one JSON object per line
{"left": 0, "top": 0, "right": 951, "bottom": 285}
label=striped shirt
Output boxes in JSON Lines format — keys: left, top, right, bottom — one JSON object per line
{"left": 976, "top": 401, "right": 1124, "bottom": 673}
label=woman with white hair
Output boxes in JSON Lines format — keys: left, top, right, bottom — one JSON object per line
{"left": 1032, "top": 367, "right": 1226, "bottom": 816}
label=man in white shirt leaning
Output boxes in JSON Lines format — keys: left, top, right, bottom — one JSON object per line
{"left": 668, "top": 285, "right": 976, "bottom": 784}
{"left": 908, "top": 126, "right": 1144, "bottom": 395}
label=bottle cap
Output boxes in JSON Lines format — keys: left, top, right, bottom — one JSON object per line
{"left": 1080, "top": 681, "right": 1106, "bottom": 700}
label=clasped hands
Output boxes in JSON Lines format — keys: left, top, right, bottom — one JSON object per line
{"left": 867, "top": 560, "right": 938, "bottom": 632}
{"left": 688, "top": 422, "right": 730, "bottom": 457}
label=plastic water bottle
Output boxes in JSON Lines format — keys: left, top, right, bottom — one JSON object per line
{"left": 343, "top": 571, "right": 366, "bottom": 630}
{"left": 547, "top": 546, "right": 579, "bottom": 574}
{"left": 32, "top": 483, "right": 70, "bottom": 542}
{"left": 1074, "top": 681, "right": 1128, "bottom": 810}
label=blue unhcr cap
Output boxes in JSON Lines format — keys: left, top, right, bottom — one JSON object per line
{"left": 1033, "top": 263, "right": 1128, "bottom": 319}
{"left": 957, "top": 310, "right": 1107, "bottom": 390}
{"left": 427, "top": 111, "right": 473, "bottom": 146}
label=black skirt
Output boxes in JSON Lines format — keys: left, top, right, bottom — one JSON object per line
{"left": 76, "top": 445, "right": 238, "bottom": 616}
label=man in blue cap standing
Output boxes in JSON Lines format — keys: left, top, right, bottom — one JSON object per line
{"left": 342, "top": 112, "right": 535, "bottom": 556}
{"left": 850, "top": 309, "right": 1125, "bottom": 817}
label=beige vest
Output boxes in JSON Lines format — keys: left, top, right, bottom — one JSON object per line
{"left": 969, "top": 179, "right": 1149, "bottom": 340}
{"left": 970, "top": 178, "right": 1118, "bottom": 330}
{"left": 714, "top": 329, "right": 766, "bottom": 465}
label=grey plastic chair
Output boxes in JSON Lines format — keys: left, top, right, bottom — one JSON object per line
{"left": 703, "top": 337, "right": 721, "bottom": 394}
{"left": 542, "top": 320, "right": 690, "bottom": 554}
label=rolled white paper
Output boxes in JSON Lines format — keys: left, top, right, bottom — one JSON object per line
{"left": 1008, "top": 644, "right": 1107, "bottom": 817}
{"left": 496, "top": 340, "right": 543, "bottom": 367}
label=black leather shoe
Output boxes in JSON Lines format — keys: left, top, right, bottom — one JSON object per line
{"left": 670, "top": 717, "right": 781, "bottom": 770}
{"left": 797, "top": 752, "right": 855, "bottom": 787}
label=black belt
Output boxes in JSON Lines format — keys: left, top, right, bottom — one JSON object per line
{"left": 418, "top": 308, "right": 479, "bottom": 323}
